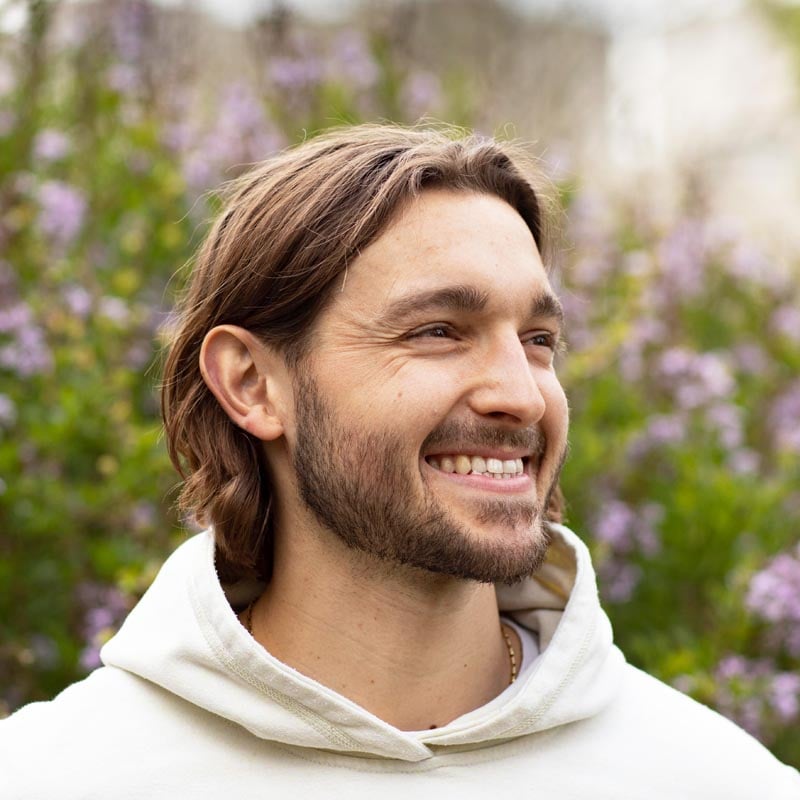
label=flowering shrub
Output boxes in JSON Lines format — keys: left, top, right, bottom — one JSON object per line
{"left": 559, "top": 195, "right": 800, "bottom": 764}
{"left": 1, "top": 0, "right": 797, "bottom": 768}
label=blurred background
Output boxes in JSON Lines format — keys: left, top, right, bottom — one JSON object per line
{"left": 1, "top": 0, "right": 799, "bottom": 766}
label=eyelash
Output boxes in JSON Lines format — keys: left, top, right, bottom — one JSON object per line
{"left": 410, "top": 325, "right": 558, "bottom": 350}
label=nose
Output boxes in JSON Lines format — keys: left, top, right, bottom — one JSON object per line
{"left": 468, "top": 333, "right": 547, "bottom": 425}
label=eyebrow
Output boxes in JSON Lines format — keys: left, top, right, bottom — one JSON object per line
{"left": 376, "top": 283, "right": 564, "bottom": 328}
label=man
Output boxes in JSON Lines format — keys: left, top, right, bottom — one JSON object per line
{"left": 3, "top": 125, "right": 798, "bottom": 797}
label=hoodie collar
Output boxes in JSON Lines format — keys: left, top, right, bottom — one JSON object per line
{"left": 102, "top": 523, "right": 624, "bottom": 762}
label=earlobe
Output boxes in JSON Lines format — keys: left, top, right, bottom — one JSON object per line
{"left": 199, "top": 325, "right": 286, "bottom": 441}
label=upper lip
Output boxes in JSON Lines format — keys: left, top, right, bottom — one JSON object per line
{"left": 423, "top": 446, "right": 536, "bottom": 461}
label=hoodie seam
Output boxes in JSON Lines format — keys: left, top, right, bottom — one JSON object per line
{"left": 501, "top": 606, "right": 598, "bottom": 738}
{"left": 188, "top": 560, "right": 371, "bottom": 756}
{"left": 263, "top": 729, "right": 556, "bottom": 773}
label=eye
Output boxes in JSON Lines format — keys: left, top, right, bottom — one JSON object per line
{"left": 524, "top": 331, "right": 557, "bottom": 349}
{"left": 409, "top": 324, "right": 457, "bottom": 340}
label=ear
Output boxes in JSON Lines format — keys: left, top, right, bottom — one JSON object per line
{"left": 199, "top": 325, "right": 289, "bottom": 441}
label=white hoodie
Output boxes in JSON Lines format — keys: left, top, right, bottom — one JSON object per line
{"left": 3, "top": 524, "right": 799, "bottom": 798}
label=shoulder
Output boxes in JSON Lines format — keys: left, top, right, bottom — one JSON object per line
{"left": 0, "top": 667, "right": 236, "bottom": 800}
{"left": 580, "top": 663, "right": 800, "bottom": 797}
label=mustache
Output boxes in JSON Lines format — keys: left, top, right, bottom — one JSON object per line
{"left": 422, "top": 420, "right": 546, "bottom": 455}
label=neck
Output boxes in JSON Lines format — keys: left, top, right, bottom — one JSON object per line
{"left": 245, "top": 518, "right": 519, "bottom": 730}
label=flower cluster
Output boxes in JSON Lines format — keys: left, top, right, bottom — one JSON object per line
{"left": 747, "top": 544, "right": 800, "bottom": 657}
{"left": 0, "top": 0, "right": 797, "bottom": 770}
{"left": 707, "top": 656, "right": 800, "bottom": 743}
{"left": 76, "top": 583, "right": 132, "bottom": 671}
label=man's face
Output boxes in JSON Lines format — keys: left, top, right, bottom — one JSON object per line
{"left": 283, "top": 190, "right": 569, "bottom": 584}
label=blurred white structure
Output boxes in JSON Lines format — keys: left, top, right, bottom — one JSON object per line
{"left": 593, "top": 0, "right": 800, "bottom": 254}
{"left": 23, "top": 0, "right": 800, "bottom": 251}
{"left": 193, "top": 0, "right": 800, "bottom": 251}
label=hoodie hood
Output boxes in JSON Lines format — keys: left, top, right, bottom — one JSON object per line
{"left": 101, "top": 524, "right": 625, "bottom": 762}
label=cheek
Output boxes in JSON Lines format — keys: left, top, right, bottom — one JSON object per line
{"left": 542, "top": 376, "right": 569, "bottom": 435}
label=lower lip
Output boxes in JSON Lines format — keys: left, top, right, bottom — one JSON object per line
{"left": 422, "top": 460, "right": 535, "bottom": 493}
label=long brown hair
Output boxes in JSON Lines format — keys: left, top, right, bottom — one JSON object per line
{"left": 161, "top": 123, "right": 563, "bottom": 581}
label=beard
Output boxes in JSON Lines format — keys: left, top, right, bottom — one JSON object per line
{"left": 290, "top": 372, "right": 565, "bottom": 584}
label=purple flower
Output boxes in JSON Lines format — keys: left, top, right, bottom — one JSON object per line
{"left": 329, "top": 31, "right": 378, "bottom": 90}
{"left": 731, "top": 344, "right": 769, "bottom": 376}
{"left": 637, "top": 503, "right": 664, "bottom": 556}
{"left": 656, "top": 219, "right": 707, "bottom": 299}
{"left": 37, "top": 180, "right": 87, "bottom": 248}
{"left": 125, "top": 341, "right": 152, "bottom": 369}
{"left": 62, "top": 285, "right": 92, "bottom": 319}
{"left": 129, "top": 501, "right": 157, "bottom": 531}
{"left": 770, "top": 305, "right": 800, "bottom": 344}
{"left": 401, "top": 72, "right": 442, "bottom": 118}
{"left": 76, "top": 582, "right": 130, "bottom": 672}
{"left": 570, "top": 253, "right": 615, "bottom": 289}
{"left": 728, "top": 448, "right": 760, "bottom": 475}
{"left": 98, "top": 296, "right": 131, "bottom": 325}
{"left": 106, "top": 64, "right": 140, "bottom": 94}
{"left": 220, "top": 83, "right": 268, "bottom": 136}
{"left": 85, "top": 607, "right": 115, "bottom": 633}
{"left": 162, "top": 120, "right": 193, "bottom": 154}
{"left": 658, "top": 349, "right": 734, "bottom": 410}
{"left": 270, "top": 55, "right": 324, "bottom": 93}
{"left": 599, "top": 561, "right": 642, "bottom": 603}
{"left": 627, "top": 413, "right": 686, "bottom": 459}
{"left": 594, "top": 499, "right": 662, "bottom": 564}
{"left": 658, "top": 347, "right": 695, "bottom": 378}
{"left": 727, "top": 241, "right": 784, "bottom": 291}
{"left": 595, "top": 500, "right": 636, "bottom": 551}
{"left": 559, "top": 291, "right": 590, "bottom": 350}
{"left": 179, "top": 84, "right": 283, "bottom": 191}
{"left": 0, "top": 321, "right": 52, "bottom": 376}
{"left": 567, "top": 192, "right": 613, "bottom": 250}
{"left": 705, "top": 403, "right": 744, "bottom": 450}
{"left": 770, "top": 673, "right": 800, "bottom": 722}
{"left": 716, "top": 654, "right": 751, "bottom": 680}
{"left": 0, "top": 302, "right": 32, "bottom": 333}
{"left": 79, "top": 645, "right": 102, "bottom": 672}
{"left": 32, "top": 129, "right": 71, "bottom": 162}
{"left": 110, "top": 0, "right": 151, "bottom": 63}
{"left": 712, "top": 654, "right": 800, "bottom": 741}
{"left": 770, "top": 381, "right": 800, "bottom": 454}
{"left": 746, "top": 545, "right": 800, "bottom": 625}
{"left": 618, "top": 317, "right": 667, "bottom": 381}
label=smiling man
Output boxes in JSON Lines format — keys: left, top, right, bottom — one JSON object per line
{"left": 2, "top": 125, "right": 798, "bottom": 797}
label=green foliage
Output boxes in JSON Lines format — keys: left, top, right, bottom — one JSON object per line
{"left": 0, "top": 0, "right": 798, "bottom": 769}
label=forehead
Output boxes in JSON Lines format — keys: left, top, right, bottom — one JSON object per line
{"left": 333, "top": 189, "right": 552, "bottom": 315}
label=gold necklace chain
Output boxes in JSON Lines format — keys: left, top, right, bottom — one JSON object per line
{"left": 501, "top": 622, "right": 518, "bottom": 685}
{"left": 243, "top": 601, "right": 517, "bottom": 686}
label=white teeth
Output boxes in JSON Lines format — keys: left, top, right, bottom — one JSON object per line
{"left": 454, "top": 455, "right": 471, "bottom": 475}
{"left": 472, "top": 455, "right": 487, "bottom": 473}
{"left": 428, "top": 454, "right": 527, "bottom": 476}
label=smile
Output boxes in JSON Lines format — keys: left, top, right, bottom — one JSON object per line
{"left": 425, "top": 454, "right": 527, "bottom": 479}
